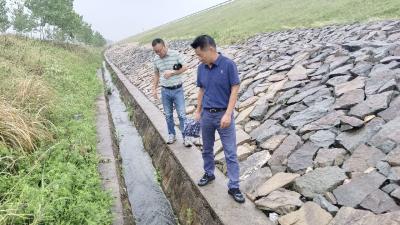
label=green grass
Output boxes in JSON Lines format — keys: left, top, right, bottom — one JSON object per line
{"left": 0, "top": 35, "right": 112, "bottom": 224}
{"left": 125, "top": 0, "right": 400, "bottom": 44}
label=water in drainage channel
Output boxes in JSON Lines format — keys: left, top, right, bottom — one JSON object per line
{"left": 103, "top": 64, "right": 177, "bottom": 225}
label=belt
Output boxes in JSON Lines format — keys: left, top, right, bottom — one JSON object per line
{"left": 204, "top": 108, "right": 227, "bottom": 113}
{"left": 161, "top": 84, "right": 182, "bottom": 90}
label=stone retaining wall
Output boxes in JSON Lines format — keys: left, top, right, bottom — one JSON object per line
{"left": 105, "top": 20, "right": 400, "bottom": 225}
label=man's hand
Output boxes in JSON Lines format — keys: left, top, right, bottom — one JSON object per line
{"left": 163, "top": 70, "right": 175, "bottom": 79}
{"left": 152, "top": 88, "right": 158, "bottom": 100}
{"left": 220, "top": 113, "right": 232, "bottom": 128}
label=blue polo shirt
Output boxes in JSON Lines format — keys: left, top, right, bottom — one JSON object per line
{"left": 197, "top": 54, "right": 240, "bottom": 109}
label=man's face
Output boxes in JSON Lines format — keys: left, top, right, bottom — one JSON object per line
{"left": 153, "top": 43, "right": 167, "bottom": 58}
{"left": 194, "top": 46, "right": 213, "bottom": 64}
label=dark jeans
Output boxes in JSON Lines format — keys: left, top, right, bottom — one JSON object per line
{"left": 201, "top": 110, "right": 239, "bottom": 189}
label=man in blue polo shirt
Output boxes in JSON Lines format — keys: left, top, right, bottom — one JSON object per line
{"left": 191, "top": 35, "right": 245, "bottom": 203}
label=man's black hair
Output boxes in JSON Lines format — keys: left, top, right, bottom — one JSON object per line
{"left": 152, "top": 38, "right": 165, "bottom": 47}
{"left": 190, "top": 35, "right": 216, "bottom": 50}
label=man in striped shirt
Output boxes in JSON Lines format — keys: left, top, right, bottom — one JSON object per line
{"left": 152, "top": 38, "right": 192, "bottom": 147}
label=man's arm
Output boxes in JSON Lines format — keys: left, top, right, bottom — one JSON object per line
{"left": 220, "top": 85, "right": 239, "bottom": 128}
{"left": 164, "top": 52, "right": 188, "bottom": 79}
{"left": 163, "top": 65, "right": 188, "bottom": 79}
{"left": 220, "top": 60, "right": 240, "bottom": 128}
{"left": 152, "top": 71, "right": 160, "bottom": 99}
{"left": 194, "top": 87, "right": 204, "bottom": 121}
{"left": 226, "top": 85, "right": 239, "bottom": 115}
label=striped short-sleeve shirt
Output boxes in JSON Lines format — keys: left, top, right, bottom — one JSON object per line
{"left": 153, "top": 49, "right": 184, "bottom": 87}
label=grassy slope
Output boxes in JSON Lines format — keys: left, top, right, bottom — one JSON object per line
{"left": 0, "top": 36, "right": 112, "bottom": 224}
{"left": 126, "top": 0, "right": 400, "bottom": 44}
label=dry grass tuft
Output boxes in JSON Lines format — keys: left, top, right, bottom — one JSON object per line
{"left": 12, "top": 77, "right": 53, "bottom": 115}
{"left": 0, "top": 99, "right": 52, "bottom": 153}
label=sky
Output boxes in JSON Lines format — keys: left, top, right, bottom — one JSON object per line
{"left": 74, "top": 0, "right": 227, "bottom": 42}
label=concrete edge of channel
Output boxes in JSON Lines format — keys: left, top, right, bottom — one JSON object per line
{"left": 104, "top": 56, "right": 273, "bottom": 225}
{"left": 96, "top": 69, "right": 136, "bottom": 225}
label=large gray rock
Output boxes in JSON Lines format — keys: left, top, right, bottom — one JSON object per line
{"left": 294, "top": 166, "right": 347, "bottom": 198}
{"left": 268, "top": 134, "right": 302, "bottom": 173}
{"left": 365, "top": 68, "right": 399, "bottom": 95}
{"left": 260, "top": 134, "right": 288, "bottom": 151}
{"left": 342, "top": 41, "right": 365, "bottom": 52}
{"left": 333, "top": 171, "right": 386, "bottom": 207}
{"left": 238, "top": 95, "right": 258, "bottom": 110}
{"left": 249, "top": 95, "right": 269, "bottom": 121}
{"left": 328, "top": 63, "right": 353, "bottom": 77}
{"left": 329, "top": 56, "right": 351, "bottom": 71}
{"left": 302, "top": 88, "right": 332, "bottom": 107}
{"left": 249, "top": 119, "right": 278, "bottom": 142}
{"left": 238, "top": 85, "right": 254, "bottom": 102}
{"left": 255, "top": 188, "right": 303, "bottom": 215}
{"left": 312, "top": 63, "right": 330, "bottom": 76}
{"left": 253, "top": 172, "right": 300, "bottom": 199}
{"left": 252, "top": 124, "right": 285, "bottom": 144}
{"left": 236, "top": 105, "right": 255, "bottom": 124}
{"left": 334, "top": 77, "right": 365, "bottom": 97}
{"left": 281, "top": 80, "right": 305, "bottom": 92}
{"left": 287, "top": 64, "right": 308, "bottom": 81}
{"left": 263, "top": 104, "right": 283, "bottom": 120}
{"left": 368, "top": 116, "right": 400, "bottom": 153}
{"left": 253, "top": 83, "right": 270, "bottom": 95}
{"left": 380, "top": 56, "right": 400, "bottom": 64}
{"left": 309, "top": 130, "right": 336, "bottom": 148}
{"left": 378, "top": 96, "right": 400, "bottom": 121}
{"left": 314, "top": 148, "right": 348, "bottom": 167}
{"left": 360, "top": 189, "right": 400, "bottom": 214}
{"left": 244, "top": 120, "right": 261, "bottom": 133}
{"left": 239, "top": 150, "right": 271, "bottom": 181}
{"left": 391, "top": 187, "right": 400, "bottom": 200}
{"left": 375, "top": 211, "right": 400, "bottom": 225}
{"left": 342, "top": 144, "right": 386, "bottom": 173}
{"left": 388, "top": 167, "right": 400, "bottom": 181}
{"left": 336, "top": 117, "right": 385, "bottom": 152}
{"left": 284, "top": 97, "right": 335, "bottom": 128}
{"left": 278, "top": 202, "right": 333, "bottom": 225}
{"left": 287, "top": 86, "right": 325, "bottom": 104}
{"left": 339, "top": 115, "right": 364, "bottom": 131}
{"left": 270, "top": 103, "right": 307, "bottom": 121}
{"left": 382, "top": 183, "right": 400, "bottom": 194}
{"left": 327, "top": 207, "right": 374, "bottom": 225}
{"left": 350, "top": 62, "right": 373, "bottom": 77}
{"left": 326, "top": 75, "right": 352, "bottom": 87}
{"left": 386, "top": 146, "right": 400, "bottom": 166}
{"left": 313, "top": 195, "right": 339, "bottom": 214}
{"left": 349, "top": 91, "right": 393, "bottom": 118}
{"left": 334, "top": 89, "right": 365, "bottom": 110}
{"left": 276, "top": 88, "right": 300, "bottom": 104}
{"left": 264, "top": 79, "right": 288, "bottom": 101}
{"left": 267, "top": 71, "right": 287, "bottom": 82}
{"left": 287, "top": 142, "right": 320, "bottom": 173}
{"left": 240, "top": 167, "right": 272, "bottom": 194}
{"left": 300, "top": 111, "right": 344, "bottom": 133}
{"left": 377, "top": 161, "right": 392, "bottom": 177}
{"left": 270, "top": 59, "right": 291, "bottom": 70}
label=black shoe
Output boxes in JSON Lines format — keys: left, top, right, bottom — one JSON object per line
{"left": 198, "top": 173, "right": 215, "bottom": 186}
{"left": 228, "top": 188, "right": 246, "bottom": 203}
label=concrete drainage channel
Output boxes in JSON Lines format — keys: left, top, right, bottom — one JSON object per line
{"left": 101, "top": 62, "right": 178, "bottom": 225}
{"left": 102, "top": 57, "right": 273, "bottom": 225}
